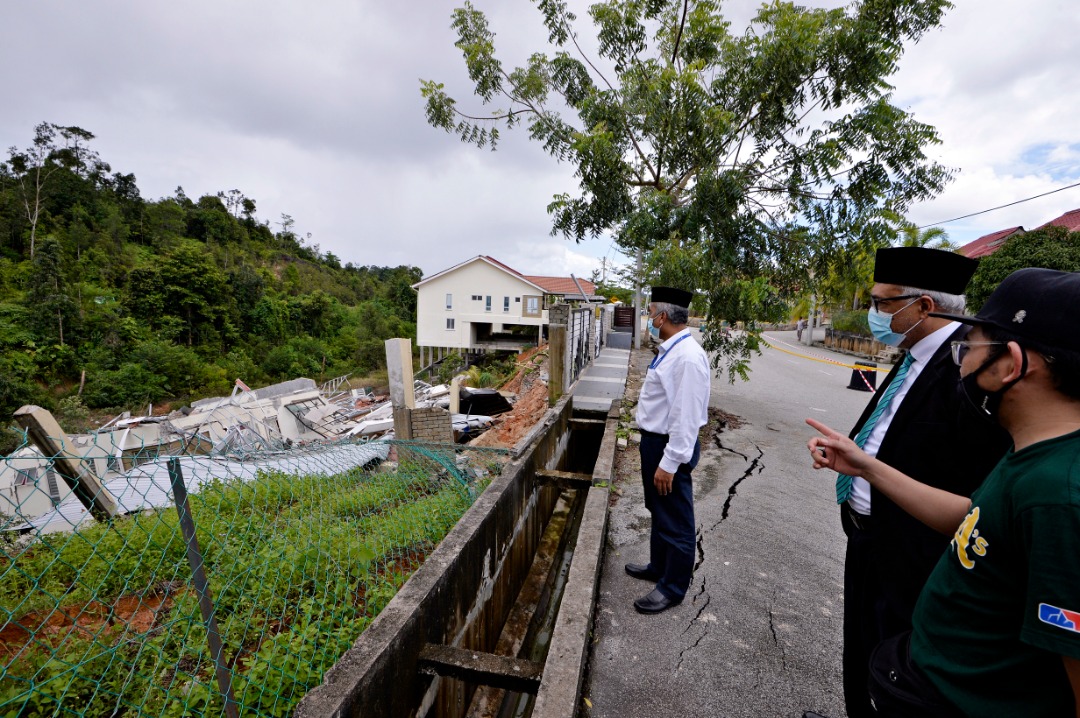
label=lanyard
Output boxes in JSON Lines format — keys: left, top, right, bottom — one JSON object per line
{"left": 649, "top": 332, "right": 691, "bottom": 370}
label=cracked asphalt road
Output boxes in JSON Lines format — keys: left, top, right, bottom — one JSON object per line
{"left": 585, "top": 329, "right": 885, "bottom": 718}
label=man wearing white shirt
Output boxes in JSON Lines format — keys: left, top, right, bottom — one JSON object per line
{"left": 814, "top": 248, "right": 1011, "bottom": 718}
{"left": 625, "top": 285, "right": 711, "bottom": 614}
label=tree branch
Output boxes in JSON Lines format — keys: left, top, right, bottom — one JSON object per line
{"left": 672, "top": 0, "right": 689, "bottom": 67}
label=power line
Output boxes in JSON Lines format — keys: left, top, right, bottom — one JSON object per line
{"left": 917, "top": 179, "right": 1080, "bottom": 230}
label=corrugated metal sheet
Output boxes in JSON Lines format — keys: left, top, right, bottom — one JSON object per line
{"left": 6, "top": 441, "right": 391, "bottom": 535}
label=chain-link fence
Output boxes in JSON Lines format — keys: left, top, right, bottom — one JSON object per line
{"left": 1, "top": 427, "right": 508, "bottom": 716}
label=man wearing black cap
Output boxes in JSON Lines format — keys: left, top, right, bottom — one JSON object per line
{"left": 625, "top": 285, "right": 711, "bottom": 614}
{"left": 824, "top": 248, "right": 1010, "bottom": 718}
{"left": 807, "top": 268, "right": 1080, "bottom": 715}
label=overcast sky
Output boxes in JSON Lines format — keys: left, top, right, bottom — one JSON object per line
{"left": 3, "top": 1, "right": 1078, "bottom": 281}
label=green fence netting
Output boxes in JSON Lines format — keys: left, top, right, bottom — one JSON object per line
{"left": 0, "top": 429, "right": 508, "bottom": 716}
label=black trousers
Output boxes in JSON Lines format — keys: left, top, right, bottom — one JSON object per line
{"left": 868, "top": 632, "right": 960, "bottom": 717}
{"left": 639, "top": 432, "right": 700, "bottom": 600}
{"left": 842, "top": 506, "right": 890, "bottom": 718}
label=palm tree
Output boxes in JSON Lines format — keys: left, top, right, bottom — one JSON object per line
{"left": 884, "top": 210, "right": 958, "bottom": 251}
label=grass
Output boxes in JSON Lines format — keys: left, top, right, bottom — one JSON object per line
{"left": 0, "top": 452, "right": 481, "bottom": 717}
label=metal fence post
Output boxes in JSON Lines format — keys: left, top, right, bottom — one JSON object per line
{"left": 168, "top": 458, "right": 240, "bottom": 718}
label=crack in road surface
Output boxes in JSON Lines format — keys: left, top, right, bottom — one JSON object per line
{"left": 768, "top": 595, "right": 788, "bottom": 670}
{"left": 676, "top": 628, "right": 708, "bottom": 672}
{"left": 694, "top": 526, "right": 705, "bottom": 572}
{"left": 710, "top": 441, "right": 765, "bottom": 531}
{"left": 678, "top": 412, "right": 765, "bottom": 667}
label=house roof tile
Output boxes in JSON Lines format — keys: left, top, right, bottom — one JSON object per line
{"left": 481, "top": 255, "right": 527, "bottom": 278}
{"left": 958, "top": 226, "right": 1024, "bottom": 259}
{"left": 524, "top": 276, "right": 598, "bottom": 295}
{"left": 1035, "top": 207, "right": 1080, "bottom": 232}
{"left": 412, "top": 255, "right": 596, "bottom": 296}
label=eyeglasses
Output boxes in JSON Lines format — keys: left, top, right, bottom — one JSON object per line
{"left": 870, "top": 294, "right": 921, "bottom": 312}
{"left": 950, "top": 340, "right": 1006, "bottom": 366}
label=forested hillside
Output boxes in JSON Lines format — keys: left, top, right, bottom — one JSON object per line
{"left": 1, "top": 123, "right": 419, "bottom": 449}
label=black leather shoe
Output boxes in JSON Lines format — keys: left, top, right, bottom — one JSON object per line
{"left": 802, "top": 713, "right": 830, "bottom": 718}
{"left": 624, "top": 562, "right": 661, "bottom": 582}
{"left": 633, "top": 588, "right": 682, "bottom": 614}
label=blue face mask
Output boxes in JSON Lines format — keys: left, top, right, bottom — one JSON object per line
{"left": 648, "top": 313, "right": 663, "bottom": 338}
{"left": 868, "top": 299, "right": 922, "bottom": 347}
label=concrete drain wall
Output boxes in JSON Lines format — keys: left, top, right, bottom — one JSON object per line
{"left": 295, "top": 394, "right": 618, "bottom": 718}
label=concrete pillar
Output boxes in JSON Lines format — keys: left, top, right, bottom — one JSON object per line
{"left": 450, "top": 376, "right": 462, "bottom": 414}
{"left": 14, "top": 405, "right": 120, "bottom": 522}
{"left": 385, "top": 338, "right": 416, "bottom": 410}
{"left": 549, "top": 323, "right": 567, "bottom": 407}
{"left": 392, "top": 406, "right": 413, "bottom": 440}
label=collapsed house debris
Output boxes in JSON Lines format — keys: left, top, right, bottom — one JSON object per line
{"left": 1, "top": 373, "right": 509, "bottom": 532}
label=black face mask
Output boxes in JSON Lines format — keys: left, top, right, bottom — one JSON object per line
{"left": 959, "top": 347, "right": 1028, "bottom": 423}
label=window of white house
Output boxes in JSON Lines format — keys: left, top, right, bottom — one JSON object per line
{"left": 446, "top": 293, "right": 453, "bottom": 310}
{"left": 446, "top": 318, "right": 455, "bottom": 330}
{"left": 523, "top": 295, "right": 541, "bottom": 317}
{"left": 485, "top": 296, "right": 492, "bottom": 312}
{"left": 503, "top": 296, "right": 510, "bottom": 312}
{"left": 515, "top": 297, "right": 521, "bottom": 302}
{"left": 14, "top": 467, "right": 37, "bottom": 486}
{"left": 472, "top": 295, "right": 482, "bottom": 301}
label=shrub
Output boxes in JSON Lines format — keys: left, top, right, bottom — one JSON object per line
{"left": 82, "top": 362, "right": 167, "bottom": 409}
{"left": 831, "top": 309, "right": 869, "bottom": 335}
{"left": 966, "top": 225, "right": 1080, "bottom": 311}
{"left": 435, "top": 351, "right": 464, "bottom": 385}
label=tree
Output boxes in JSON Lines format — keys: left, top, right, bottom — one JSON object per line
{"left": 422, "top": 0, "right": 953, "bottom": 378}
{"left": 966, "top": 225, "right": 1080, "bottom": 311}
{"left": 4, "top": 123, "right": 104, "bottom": 258}
{"left": 25, "top": 236, "right": 78, "bottom": 346}
{"left": 158, "top": 242, "right": 228, "bottom": 347}
{"left": 884, "top": 210, "right": 956, "bottom": 250}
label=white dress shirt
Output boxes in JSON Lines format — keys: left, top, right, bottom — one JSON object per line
{"left": 636, "top": 328, "right": 712, "bottom": 474}
{"left": 848, "top": 321, "right": 959, "bottom": 515}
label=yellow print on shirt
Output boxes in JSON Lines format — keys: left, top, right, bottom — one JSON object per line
{"left": 952, "top": 506, "right": 989, "bottom": 570}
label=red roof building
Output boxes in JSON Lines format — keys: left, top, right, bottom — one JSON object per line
{"left": 958, "top": 226, "right": 1024, "bottom": 259}
{"left": 524, "top": 276, "right": 597, "bottom": 296}
{"left": 957, "top": 206, "right": 1080, "bottom": 259}
{"left": 1035, "top": 208, "right": 1080, "bottom": 232}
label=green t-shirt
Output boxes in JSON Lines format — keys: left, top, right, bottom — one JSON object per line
{"left": 911, "top": 428, "right": 1080, "bottom": 716}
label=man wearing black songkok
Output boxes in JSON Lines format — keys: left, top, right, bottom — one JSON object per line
{"left": 806, "top": 248, "right": 1010, "bottom": 718}
{"left": 625, "top": 285, "right": 711, "bottom": 614}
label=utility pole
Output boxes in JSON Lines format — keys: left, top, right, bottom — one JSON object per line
{"left": 805, "top": 268, "right": 816, "bottom": 346}
{"left": 633, "top": 248, "right": 643, "bottom": 349}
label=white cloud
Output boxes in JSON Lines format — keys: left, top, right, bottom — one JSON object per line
{"left": 894, "top": 0, "right": 1080, "bottom": 243}
{"left": 3, "top": 0, "right": 1079, "bottom": 274}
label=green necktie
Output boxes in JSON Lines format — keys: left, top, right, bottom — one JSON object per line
{"left": 836, "top": 352, "right": 914, "bottom": 504}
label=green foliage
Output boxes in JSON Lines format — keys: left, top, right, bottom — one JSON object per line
{"left": 594, "top": 281, "right": 632, "bottom": 304}
{"left": 831, "top": 309, "right": 870, "bottom": 335}
{"left": 54, "top": 395, "right": 91, "bottom": 433}
{"left": 435, "top": 351, "right": 465, "bottom": 384}
{"left": 966, "top": 226, "right": 1080, "bottom": 312}
{"left": 0, "top": 123, "right": 423, "bottom": 424}
{"left": 423, "top": 0, "right": 954, "bottom": 380}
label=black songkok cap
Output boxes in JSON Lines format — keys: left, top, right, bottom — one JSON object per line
{"left": 930, "top": 268, "right": 1080, "bottom": 353}
{"left": 650, "top": 286, "right": 693, "bottom": 308}
{"left": 874, "top": 247, "right": 978, "bottom": 295}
